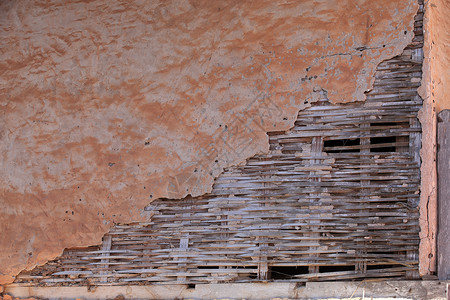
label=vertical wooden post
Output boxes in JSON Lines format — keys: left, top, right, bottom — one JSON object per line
{"left": 257, "top": 243, "right": 269, "bottom": 281}
{"left": 253, "top": 173, "right": 269, "bottom": 281}
{"left": 100, "top": 234, "right": 112, "bottom": 283}
{"left": 219, "top": 195, "right": 231, "bottom": 275}
{"left": 358, "top": 120, "right": 370, "bottom": 274}
{"left": 410, "top": 105, "right": 422, "bottom": 164}
{"left": 309, "top": 136, "right": 323, "bottom": 275}
{"left": 438, "top": 110, "right": 450, "bottom": 280}
{"left": 258, "top": 182, "right": 269, "bottom": 281}
{"left": 177, "top": 199, "right": 191, "bottom": 283}
{"left": 406, "top": 114, "right": 421, "bottom": 279}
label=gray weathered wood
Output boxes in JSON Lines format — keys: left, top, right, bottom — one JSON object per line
{"left": 438, "top": 109, "right": 450, "bottom": 280}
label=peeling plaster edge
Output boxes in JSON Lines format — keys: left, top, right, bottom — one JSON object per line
{"left": 418, "top": 0, "right": 438, "bottom": 276}
{"left": 196, "top": 26, "right": 420, "bottom": 201}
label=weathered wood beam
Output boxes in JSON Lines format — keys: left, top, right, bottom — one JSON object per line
{"left": 438, "top": 110, "right": 450, "bottom": 280}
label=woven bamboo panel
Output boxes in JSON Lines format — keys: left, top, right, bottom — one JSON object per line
{"left": 14, "top": 2, "right": 424, "bottom": 287}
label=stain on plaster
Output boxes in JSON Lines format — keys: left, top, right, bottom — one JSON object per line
{"left": 0, "top": 0, "right": 417, "bottom": 284}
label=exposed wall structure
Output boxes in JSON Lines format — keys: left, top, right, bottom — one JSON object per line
{"left": 0, "top": 0, "right": 424, "bottom": 286}
{"left": 14, "top": 103, "right": 424, "bottom": 285}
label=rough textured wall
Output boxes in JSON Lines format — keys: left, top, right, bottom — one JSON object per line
{"left": 428, "top": 0, "right": 450, "bottom": 112}
{"left": 418, "top": 0, "right": 449, "bottom": 276}
{"left": 0, "top": 0, "right": 417, "bottom": 285}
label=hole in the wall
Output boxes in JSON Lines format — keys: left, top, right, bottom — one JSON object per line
{"left": 324, "top": 138, "right": 360, "bottom": 153}
{"left": 366, "top": 264, "right": 398, "bottom": 270}
{"left": 269, "top": 266, "right": 309, "bottom": 279}
{"left": 369, "top": 122, "right": 410, "bottom": 152}
{"left": 319, "top": 265, "right": 355, "bottom": 273}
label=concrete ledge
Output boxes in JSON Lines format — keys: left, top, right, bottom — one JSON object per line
{"left": 3, "top": 281, "right": 448, "bottom": 299}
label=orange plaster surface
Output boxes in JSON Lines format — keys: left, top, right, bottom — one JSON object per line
{"left": 418, "top": 0, "right": 450, "bottom": 276}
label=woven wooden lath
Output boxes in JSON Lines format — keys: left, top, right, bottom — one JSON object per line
{"left": 13, "top": 2, "right": 424, "bottom": 286}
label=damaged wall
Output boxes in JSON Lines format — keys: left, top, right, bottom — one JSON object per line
{"left": 0, "top": 0, "right": 419, "bottom": 285}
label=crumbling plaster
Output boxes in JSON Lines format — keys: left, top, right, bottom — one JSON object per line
{"left": 0, "top": 0, "right": 420, "bottom": 285}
